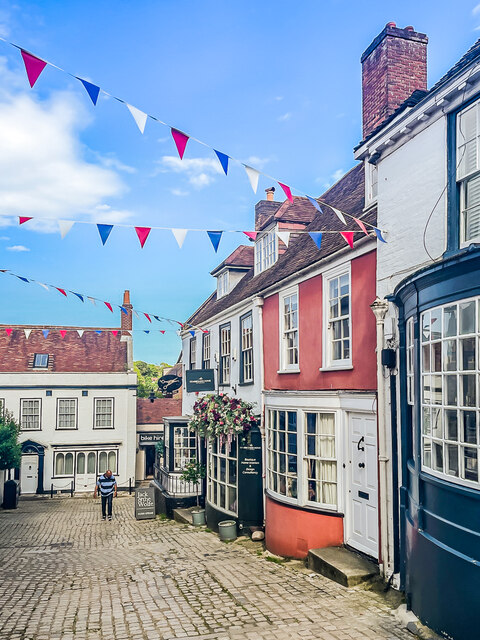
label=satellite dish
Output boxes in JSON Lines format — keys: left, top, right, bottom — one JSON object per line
{"left": 157, "top": 374, "right": 182, "bottom": 393}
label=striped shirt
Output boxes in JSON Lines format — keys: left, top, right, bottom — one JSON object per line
{"left": 96, "top": 474, "right": 117, "bottom": 496}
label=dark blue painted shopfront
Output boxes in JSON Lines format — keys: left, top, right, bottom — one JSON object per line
{"left": 392, "top": 247, "right": 480, "bottom": 640}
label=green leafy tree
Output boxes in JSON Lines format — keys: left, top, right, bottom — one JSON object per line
{"left": 0, "top": 411, "right": 21, "bottom": 472}
{"left": 134, "top": 360, "right": 172, "bottom": 398}
{"left": 180, "top": 458, "right": 206, "bottom": 508}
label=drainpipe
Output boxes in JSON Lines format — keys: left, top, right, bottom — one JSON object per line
{"left": 370, "top": 297, "right": 393, "bottom": 578}
{"left": 253, "top": 296, "right": 266, "bottom": 524}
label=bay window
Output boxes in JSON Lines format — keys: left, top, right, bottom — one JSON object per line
{"left": 208, "top": 437, "right": 237, "bottom": 515}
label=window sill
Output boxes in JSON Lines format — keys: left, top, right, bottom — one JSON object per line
{"left": 277, "top": 369, "right": 300, "bottom": 374}
{"left": 319, "top": 364, "right": 353, "bottom": 372}
{"left": 238, "top": 381, "right": 254, "bottom": 386}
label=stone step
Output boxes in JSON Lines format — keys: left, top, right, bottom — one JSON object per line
{"left": 173, "top": 507, "right": 193, "bottom": 525}
{"left": 307, "top": 546, "right": 379, "bottom": 588}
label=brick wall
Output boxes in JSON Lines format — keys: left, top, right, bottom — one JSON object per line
{"left": 136, "top": 397, "right": 182, "bottom": 424}
{"left": 362, "top": 24, "right": 428, "bottom": 139}
{"left": 0, "top": 328, "right": 127, "bottom": 372}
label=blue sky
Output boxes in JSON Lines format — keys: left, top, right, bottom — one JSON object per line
{"left": 0, "top": 0, "right": 478, "bottom": 364}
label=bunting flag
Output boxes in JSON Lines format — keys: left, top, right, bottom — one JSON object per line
{"left": 55, "top": 287, "right": 67, "bottom": 297}
{"left": 97, "top": 224, "right": 113, "bottom": 246}
{"left": 172, "top": 228, "right": 187, "bottom": 248}
{"left": 374, "top": 228, "right": 387, "bottom": 243}
{"left": 87, "top": 297, "right": 96, "bottom": 305}
{"left": 19, "top": 217, "right": 32, "bottom": 225}
{"left": 24, "top": 329, "right": 32, "bottom": 339}
{"left": 77, "top": 329, "right": 84, "bottom": 337}
{"left": 353, "top": 218, "right": 370, "bottom": 236}
{"left": 331, "top": 206, "right": 347, "bottom": 225}
{"left": 144, "top": 313, "right": 152, "bottom": 323}
{"left": 144, "top": 330, "right": 150, "bottom": 334}
{"left": 111, "top": 330, "right": 119, "bottom": 336}
{"left": 243, "top": 231, "right": 258, "bottom": 241}
{"left": 20, "top": 49, "right": 47, "bottom": 88}
{"left": 95, "top": 330, "right": 102, "bottom": 334}
{"left": 306, "top": 196, "right": 322, "bottom": 212}
{"left": 244, "top": 165, "right": 260, "bottom": 193}
{"left": 278, "top": 182, "right": 294, "bottom": 203}
{"left": 340, "top": 231, "right": 354, "bottom": 248}
{"left": 135, "top": 226, "right": 151, "bottom": 248}
{"left": 189, "top": 330, "right": 195, "bottom": 337}
{"left": 59, "top": 330, "right": 67, "bottom": 339}
{"left": 276, "top": 230, "right": 291, "bottom": 247}
{"left": 126, "top": 104, "right": 148, "bottom": 134}
{"left": 72, "top": 292, "right": 84, "bottom": 302}
{"left": 120, "top": 306, "right": 128, "bottom": 315}
{"left": 309, "top": 232, "right": 323, "bottom": 250}
{"left": 214, "top": 150, "right": 229, "bottom": 175}
{"left": 37, "top": 282, "right": 49, "bottom": 290}
{"left": 5, "top": 328, "right": 12, "bottom": 336}
{"left": 78, "top": 78, "right": 100, "bottom": 105}
{"left": 42, "top": 329, "right": 49, "bottom": 338}
{"left": 58, "top": 220, "right": 74, "bottom": 239}
{"left": 171, "top": 129, "right": 189, "bottom": 159}
{"left": 207, "top": 231, "right": 222, "bottom": 252}
{"left": 104, "top": 302, "right": 113, "bottom": 312}
{"left": 133, "top": 309, "right": 140, "bottom": 319}
{"left": 14, "top": 275, "right": 29, "bottom": 283}
{"left": 160, "top": 330, "right": 165, "bottom": 334}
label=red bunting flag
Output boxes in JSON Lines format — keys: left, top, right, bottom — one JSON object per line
{"left": 20, "top": 50, "right": 47, "bottom": 88}
{"left": 19, "top": 217, "right": 32, "bottom": 225}
{"left": 111, "top": 330, "right": 119, "bottom": 337}
{"left": 59, "top": 330, "right": 67, "bottom": 339}
{"left": 144, "top": 313, "right": 152, "bottom": 323}
{"left": 243, "top": 231, "right": 258, "bottom": 241}
{"left": 160, "top": 330, "right": 165, "bottom": 334}
{"left": 5, "top": 328, "right": 12, "bottom": 336}
{"left": 55, "top": 287, "right": 67, "bottom": 297}
{"left": 171, "top": 128, "right": 189, "bottom": 159}
{"left": 135, "top": 227, "right": 151, "bottom": 248}
{"left": 104, "top": 302, "right": 113, "bottom": 312}
{"left": 353, "top": 218, "right": 370, "bottom": 236}
{"left": 278, "top": 182, "right": 294, "bottom": 203}
{"left": 340, "top": 232, "right": 354, "bottom": 248}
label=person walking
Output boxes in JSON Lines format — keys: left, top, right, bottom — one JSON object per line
{"left": 94, "top": 469, "right": 117, "bottom": 520}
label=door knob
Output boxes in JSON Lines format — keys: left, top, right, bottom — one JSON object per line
{"left": 358, "top": 462, "right": 365, "bottom": 468}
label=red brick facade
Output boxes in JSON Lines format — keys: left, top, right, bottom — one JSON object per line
{"left": 136, "top": 397, "right": 182, "bottom": 424}
{"left": 361, "top": 23, "right": 428, "bottom": 138}
{"left": 0, "top": 328, "right": 127, "bottom": 372}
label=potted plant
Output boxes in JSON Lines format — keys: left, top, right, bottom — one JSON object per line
{"left": 180, "top": 458, "right": 206, "bottom": 525}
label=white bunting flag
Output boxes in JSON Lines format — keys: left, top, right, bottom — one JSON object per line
{"left": 87, "top": 297, "right": 96, "bottom": 306}
{"left": 58, "top": 220, "right": 75, "bottom": 239}
{"left": 37, "top": 282, "right": 49, "bottom": 291}
{"left": 331, "top": 206, "right": 347, "bottom": 225}
{"left": 24, "top": 328, "right": 32, "bottom": 339}
{"left": 276, "top": 231, "right": 291, "bottom": 247}
{"left": 133, "top": 309, "right": 140, "bottom": 319}
{"left": 77, "top": 329, "right": 84, "bottom": 337}
{"left": 126, "top": 104, "right": 147, "bottom": 134}
{"left": 244, "top": 165, "right": 260, "bottom": 193}
{"left": 172, "top": 228, "right": 188, "bottom": 248}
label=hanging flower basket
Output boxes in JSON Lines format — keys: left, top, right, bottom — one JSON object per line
{"left": 188, "top": 393, "right": 257, "bottom": 448}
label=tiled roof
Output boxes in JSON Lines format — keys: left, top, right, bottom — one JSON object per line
{"left": 211, "top": 245, "right": 254, "bottom": 275}
{"left": 356, "top": 37, "right": 480, "bottom": 149}
{"left": 187, "top": 163, "right": 376, "bottom": 327}
{"left": 136, "top": 397, "right": 182, "bottom": 425}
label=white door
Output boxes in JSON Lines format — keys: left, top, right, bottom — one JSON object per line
{"left": 75, "top": 451, "right": 97, "bottom": 492}
{"left": 346, "top": 413, "right": 378, "bottom": 558}
{"left": 21, "top": 454, "right": 38, "bottom": 494}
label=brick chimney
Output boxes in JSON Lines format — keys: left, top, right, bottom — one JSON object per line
{"left": 121, "top": 289, "right": 133, "bottom": 333}
{"left": 265, "top": 187, "right": 275, "bottom": 201}
{"left": 361, "top": 23, "right": 428, "bottom": 139}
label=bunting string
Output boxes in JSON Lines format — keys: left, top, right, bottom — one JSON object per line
{"left": 0, "top": 268, "right": 208, "bottom": 333}
{"left": 0, "top": 326, "right": 182, "bottom": 337}
{"left": 1, "top": 37, "right": 388, "bottom": 239}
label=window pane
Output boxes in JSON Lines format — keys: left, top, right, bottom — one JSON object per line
{"left": 462, "top": 411, "right": 477, "bottom": 444}
{"left": 76, "top": 453, "right": 85, "bottom": 474}
{"left": 108, "top": 451, "right": 116, "bottom": 471}
{"left": 65, "top": 453, "right": 74, "bottom": 475}
{"left": 443, "top": 306, "right": 457, "bottom": 337}
{"left": 99, "top": 452, "right": 107, "bottom": 473}
{"left": 446, "top": 444, "right": 459, "bottom": 477}
{"left": 463, "top": 447, "right": 478, "bottom": 482}
{"left": 445, "top": 410, "right": 458, "bottom": 441}
{"left": 459, "top": 301, "right": 476, "bottom": 334}
{"left": 55, "top": 454, "right": 64, "bottom": 476}
{"left": 87, "top": 452, "right": 96, "bottom": 474}
{"left": 460, "top": 337, "right": 476, "bottom": 370}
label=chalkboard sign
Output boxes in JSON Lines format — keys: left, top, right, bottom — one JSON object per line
{"left": 135, "top": 487, "right": 156, "bottom": 520}
{"left": 237, "top": 426, "right": 263, "bottom": 528}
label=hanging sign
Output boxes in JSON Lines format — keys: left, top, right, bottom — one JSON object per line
{"left": 185, "top": 369, "right": 215, "bottom": 393}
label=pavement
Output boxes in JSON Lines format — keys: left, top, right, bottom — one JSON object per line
{"left": 0, "top": 496, "right": 413, "bottom": 640}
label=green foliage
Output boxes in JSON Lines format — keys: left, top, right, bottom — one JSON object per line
{"left": 180, "top": 458, "right": 206, "bottom": 486}
{"left": 134, "top": 360, "right": 172, "bottom": 398}
{"left": 189, "top": 393, "right": 257, "bottom": 442}
{"left": 0, "top": 411, "right": 21, "bottom": 471}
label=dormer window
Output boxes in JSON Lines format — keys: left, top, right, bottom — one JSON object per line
{"left": 255, "top": 228, "right": 277, "bottom": 275}
{"left": 217, "top": 271, "right": 229, "bottom": 299}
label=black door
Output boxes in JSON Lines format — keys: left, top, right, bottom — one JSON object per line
{"left": 145, "top": 446, "right": 155, "bottom": 477}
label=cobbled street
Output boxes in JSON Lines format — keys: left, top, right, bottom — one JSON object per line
{"left": 0, "top": 497, "right": 412, "bottom": 640}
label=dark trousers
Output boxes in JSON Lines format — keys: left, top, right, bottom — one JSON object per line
{"left": 101, "top": 493, "right": 113, "bottom": 517}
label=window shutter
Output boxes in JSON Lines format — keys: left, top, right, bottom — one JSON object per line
{"left": 465, "top": 172, "right": 480, "bottom": 241}
{"left": 457, "top": 102, "right": 479, "bottom": 180}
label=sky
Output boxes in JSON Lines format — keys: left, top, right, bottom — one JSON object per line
{"left": 0, "top": 0, "right": 479, "bottom": 365}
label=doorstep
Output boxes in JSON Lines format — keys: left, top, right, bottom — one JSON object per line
{"left": 173, "top": 507, "right": 194, "bottom": 525}
{"left": 307, "top": 546, "right": 378, "bottom": 588}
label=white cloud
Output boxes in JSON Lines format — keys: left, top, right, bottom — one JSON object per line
{"left": 0, "top": 236, "right": 9, "bottom": 240}
{"left": 316, "top": 168, "right": 345, "bottom": 190}
{"left": 96, "top": 152, "right": 136, "bottom": 174}
{"left": 274, "top": 96, "right": 284, "bottom": 101}
{"left": 473, "top": 3, "right": 480, "bottom": 14}
{"left": 155, "top": 155, "right": 223, "bottom": 189}
{"left": 244, "top": 155, "right": 272, "bottom": 170}
{"left": 171, "top": 188, "right": 189, "bottom": 197}
{"left": 7, "top": 245, "right": 29, "bottom": 251}
{"left": 277, "top": 112, "right": 292, "bottom": 122}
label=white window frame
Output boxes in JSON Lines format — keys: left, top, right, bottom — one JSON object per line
{"left": 202, "top": 332, "right": 211, "bottom": 369}
{"left": 56, "top": 398, "right": 78, "bottom": 430}
{"left": 322, "top": 263, "right": 352, "bottom": 370}
{"left": 20, "top": 399, "right": 41, "bottom": 430}
{"left": 94, "top": 397, "right": 114, "bottom": 429}
{"left": 33, "top": 353, "right": 49, "bottom": 369}
{"left": 219, "top": 323, "right": 231, "bottom": 386}
{"left": 255, "top": 227, "right": 278, "bottom": 275}
{"left": 420, "top": 296, "right": 480, "bottom": 490}
{"left": 207, "top": 437, "right": 238, "bottom": 516}
{"left": 189, "top": 337, "right": 197, "bottom": 370}
{"left": 173, "top": 425, "right": 197, "bottom": 472}
{"left": 240, "top": 312, "right": 254, "bottom": 384}
{"left": 0, "top": 398, "right": 4, "bottom": 414}
{"left": 457, "top": 98, "right": 480, "bottom": 245}
{"left": 365, "top": 161, "right": 378, "bottom": 206}
{"left": 217, "top": 271, "right": 229, "bottom": 299}
{"left": 279, "top": 285, "right": 299, "bottom": 372}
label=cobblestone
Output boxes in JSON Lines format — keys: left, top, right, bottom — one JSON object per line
{"left": 0, "top": 497, "right": 411, "bottom": 639}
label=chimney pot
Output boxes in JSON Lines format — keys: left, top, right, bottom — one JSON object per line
{"left": 387, "top": 21, "right": 396, "bottom": 27}
{"left": 265, "top": 187, "right": 276, "bottom": 202}
{"left": 405, "top": 25, "right": 414, "bottom": 31}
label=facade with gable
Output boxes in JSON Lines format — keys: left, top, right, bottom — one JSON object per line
{"left": 0, "top": 291, "right": 137, "bottom": 495}
{"left": 354, "top": 23, "right": 480, "bottom": 639}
